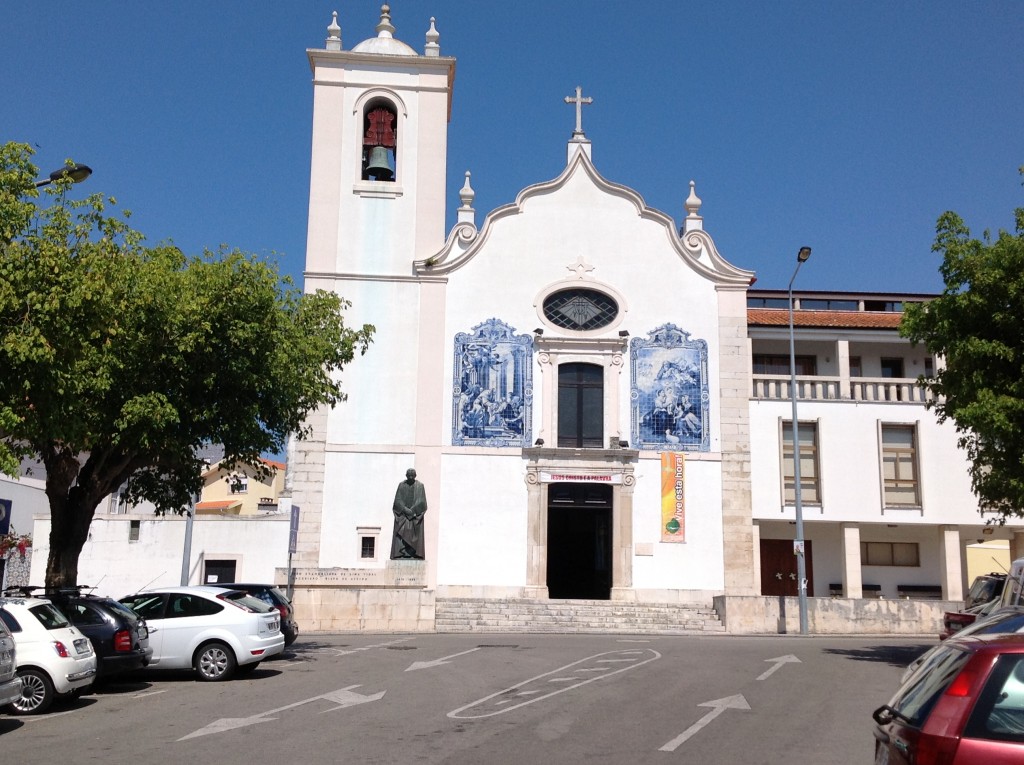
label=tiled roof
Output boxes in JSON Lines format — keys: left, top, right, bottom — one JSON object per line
{"left": 195, "top": 500, "right": 241, "bottom": 511}
{"left": 748, "top": 308, "right": 904, "bottom": 329}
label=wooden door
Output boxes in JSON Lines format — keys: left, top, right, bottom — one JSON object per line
{"left": 760, "top": 539, "right": 814, "bottom": 597}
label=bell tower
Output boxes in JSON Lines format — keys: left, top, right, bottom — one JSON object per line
{"left": 305, "top": 7, "right": 455, "bottom": 277}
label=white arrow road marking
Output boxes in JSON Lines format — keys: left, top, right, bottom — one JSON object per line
{"left": 177, "top": 685, "right": 386, "bottom": 741}
{"left": 658, "top": 694, "right": 751, "bottom": 752}
{"left": 327, "top": 637, "right": 414, "bottom": 657}
{"left": 756, "top": 654, "right": 802, "bottom": 681}
{"left": 405, "top": 647, "right": 482, "bottom": 671}
{"left": 449, "top": 649, "right": 661, "bottom": 719}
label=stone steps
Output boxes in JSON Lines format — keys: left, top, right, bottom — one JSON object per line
{"left": 435, "top": 597, "right": 725, "bottom": 635}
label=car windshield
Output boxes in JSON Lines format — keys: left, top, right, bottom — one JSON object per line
{"left": 29, "top": 603, "right": 71, "bottom": 630}
{"left": 101, "top": 599, "right": 142, "bottom": 622}
{"left": 889, "top": 644, "right": 973, "bottom": 725}
{"left": 961, "top": 610, "right": 1024, "bottom": 638}
{"left": 219, "top": 591, "right": 274, "bottom": 613}
{"left": 121, "top": 595, "right": 165, "bottom": 620}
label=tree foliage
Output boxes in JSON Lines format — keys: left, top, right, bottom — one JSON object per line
{"left": 901, "top": 170, "right": 1024, "bottom": 521}
{"left": 0, "top": 142, "right": 373, "bottom": 586}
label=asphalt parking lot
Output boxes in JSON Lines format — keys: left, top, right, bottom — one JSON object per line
{"left": 0, "top": 632, "right": 932, "bottom": 764}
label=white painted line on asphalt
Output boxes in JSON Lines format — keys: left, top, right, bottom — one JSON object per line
{"left": 133, "top": 689, "right": 168, "bottom": 698}
{"left": 658, "top": 694, "right": 751, "bottom": 752}
{"left": 757, "top": 654, "right": 802, "bottom": 680}
{"left": 449, "top": 649, "right": 661, "bottom": 719}
{"left": 405, "top": 647, "right": 482, "bottom": 671}
{"left": 547, "top": 677, "right": 581, "bottom": 683}
{"left": 178, "top": 684, "right": 386, "bottom": 740}
{"left": 326, "top": 637, "right": 415, "bottom": 657}
{"left": 597, "top": 658, "right": 638, "bottom": 663}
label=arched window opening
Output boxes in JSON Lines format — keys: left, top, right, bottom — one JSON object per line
{"left": 558, "top": 363, "right": 604, "bottom": 448}
{"left": 362, "top": 102, "right": 396, "bottom": 181}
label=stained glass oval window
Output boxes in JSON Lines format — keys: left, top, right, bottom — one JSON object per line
{"left": 542, "top": 288, "right": 619, "bottom": 331}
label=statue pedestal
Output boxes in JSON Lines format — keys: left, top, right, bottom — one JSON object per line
{"left": 276, "top": 561, "right": 432, "bottom": 633}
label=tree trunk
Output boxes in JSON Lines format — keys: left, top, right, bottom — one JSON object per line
{"left": 45, "top": 491, "right": 100, "bottom": 590}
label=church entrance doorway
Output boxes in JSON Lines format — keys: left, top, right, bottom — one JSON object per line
{"left": 546, "top": 483, "right": 612, "bottom": 600}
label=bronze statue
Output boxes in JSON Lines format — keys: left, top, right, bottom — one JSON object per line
{"left": 391, "top": 468, "right": 426, "bottom": 559}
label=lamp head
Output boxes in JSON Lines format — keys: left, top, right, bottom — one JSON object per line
{"left": 797, "top": 246, "right": 812, "bottom": 263}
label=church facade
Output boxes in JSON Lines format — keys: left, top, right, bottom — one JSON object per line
{"left": 283, "top": 9, "right": 1022, "bottom": 633}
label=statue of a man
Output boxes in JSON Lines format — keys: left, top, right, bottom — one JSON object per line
{"left": 391, "top": 468, "right": 427, "bottom": 559}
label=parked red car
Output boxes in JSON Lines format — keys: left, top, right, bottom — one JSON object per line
{"left": 873, "top": 633, "right": 1024, "bottom": 764}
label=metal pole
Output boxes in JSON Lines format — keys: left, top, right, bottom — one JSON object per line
{"left": 789, "top": 247, "right": 812, "bottom": 635}
{"left": 180, "top": 496, "right": 196, "bottom": 586}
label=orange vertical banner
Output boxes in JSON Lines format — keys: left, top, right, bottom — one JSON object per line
{"left": 661, "top": 452, "right": 685, "bottom": 542}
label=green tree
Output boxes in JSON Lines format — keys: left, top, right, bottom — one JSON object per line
{"left": 0, "top": 142, "right": 373, "bottom": 587}
{"left": 901, "top": 170, "right": 1024, "bottom": 521}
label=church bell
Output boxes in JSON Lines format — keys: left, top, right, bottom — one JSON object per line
{"left": 365, "top": 146, "right": 393, "bottom": 181}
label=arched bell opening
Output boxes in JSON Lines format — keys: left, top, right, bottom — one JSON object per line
{"left": 362, "top": 100, "right": 397, "bottom": 182}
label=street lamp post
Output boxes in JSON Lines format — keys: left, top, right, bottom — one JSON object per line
{"left": 788, "top": 246, "right": 812, "bottom": 635}
{"left": 34, "top": 163, "right": 92, "bottom": 188}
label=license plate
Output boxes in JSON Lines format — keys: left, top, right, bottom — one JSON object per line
{"left": 138, "top": 625, "right": 148, "bottom": 639}
{"left": 74, "top": 638, "right": 91, "bottom": 655}
{"left": 0, "top": 649, "right": 11, "bottom": 669}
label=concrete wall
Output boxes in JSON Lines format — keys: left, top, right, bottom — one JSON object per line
{"left": 715, "top": 595, "right": 955, "bottom": 635}
{"left": 30, "top": 514, "right": 289, "bottom": 598}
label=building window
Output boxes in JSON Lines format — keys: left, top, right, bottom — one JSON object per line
{"left": 861, "top": 541, "right": 920, "bottom": 566}
{"left": 361, "top": 537, "right": 376, "bottom": 559}
{"left": 880, "top": 358, "right": 905, "bottom": 378}
{"left": 782, "top": 421, "right": 820, "bottom": 504}
{"left": 228, "top": 474, "right": 249, "bottom": 494}
{"left": 543, "top": 288, "right": 618, "bottom": 331}
{"left": 881, "top": 424, "right": 920, "bottom": 507}
{"left": 850, "top": 356, "right": 863, "bottom": 377}
{"left": 357, "top": 526, "right": 380, "bottom": 562}
{"left": 800, "top": 298, "right": 858, "bottom": 311}
{"left": 129, "top": 520, "right": 140, "bottom": 542}
{"left": 362, "top": 101, "right": 397, "bottom": 182}
{"left": 558, "top": 363, "right": 604, "bottom": 448}
{"left": 752, "top": 354, "right": 816, "bottom": 375}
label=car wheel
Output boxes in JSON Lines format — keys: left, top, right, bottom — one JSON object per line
{"left": 235, "top": 661, "right": 260, "bottom": 676}
{"left": 194, "top": 642, "right": 237, "bottom": 681}
{"left": 11, "top": 668, "right": 55, "bottom": 715}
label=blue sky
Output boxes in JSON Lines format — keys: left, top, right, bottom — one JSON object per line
{"left": 5, "top": 1, "right": 1022, "bottom": 294}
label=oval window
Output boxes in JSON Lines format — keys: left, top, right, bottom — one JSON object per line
{"left": 542, "top": 288, "right": 618, "bottom": 331}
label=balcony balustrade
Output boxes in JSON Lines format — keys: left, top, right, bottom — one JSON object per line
{"left": 751, "top": 374, "right": 935, "bottom": 403}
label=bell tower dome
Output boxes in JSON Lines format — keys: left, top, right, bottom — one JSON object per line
{"left": 305, "top": 6, "right": 455, "bottom": 278}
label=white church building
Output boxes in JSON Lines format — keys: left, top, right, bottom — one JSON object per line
{"left": 267, "top": 9, "right": 1024, "bottom": 633}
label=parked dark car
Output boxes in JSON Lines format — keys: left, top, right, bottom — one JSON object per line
{"left": 218, "top": 584, "right": 298, "bottom": 646}
{"left": 875, "top": 633, "right": 1024, "bottom": 764}
{"left": 941, "top": 572, "right": 1008, "bottom": 640}
{"left": 39, "top": 588, "right": 152, "bottom": 681}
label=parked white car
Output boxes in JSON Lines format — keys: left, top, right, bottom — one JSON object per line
{"left": 0, "top": 595, "right": 97, "bottom": 714}
{"left": 0, "top": 617, "right": 22, "bottom": 708}
{"left": 119, "top": 586, "right": 284, "bottom": 681}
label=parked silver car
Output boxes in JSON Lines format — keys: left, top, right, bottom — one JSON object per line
{"left": 119, "top": 586, "right": 283, "bottom": 681}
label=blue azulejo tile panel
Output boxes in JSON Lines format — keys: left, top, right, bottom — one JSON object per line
{"left": 452, "top": 318, "right": 533, "bottom": 447}
{"left": 630, "top": 324, "right": 710, "bottom": 451}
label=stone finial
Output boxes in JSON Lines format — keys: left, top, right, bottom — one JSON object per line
{"left": 459, "top": 171, "right": 475, "bottom": 208}
{"left": 376, "top": 4, "right": 396, "bottom": 38}
{"left": 425, "top": 17, "right": 440, "bottom": 56}
{"left": 457, "top": 171, "right": 476, "bottom": 224}
{"left": 326, "top": 11, "right": 342, "bottom": 51}
{"left": 683, "top": 180, "right": 703, "bottom": 232}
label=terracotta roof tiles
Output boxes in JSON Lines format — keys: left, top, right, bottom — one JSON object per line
{"left": 747, "top": 308, "right": 904, "bottom": 329}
